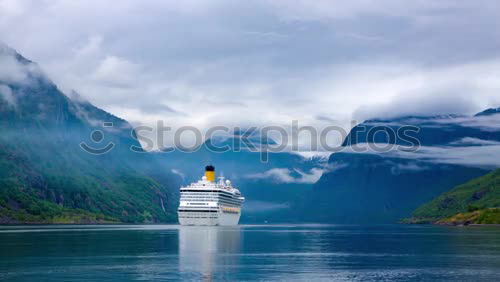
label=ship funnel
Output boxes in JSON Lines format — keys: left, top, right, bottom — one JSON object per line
{"left": 205, "top": 165, "right": 215, "bottom": 182}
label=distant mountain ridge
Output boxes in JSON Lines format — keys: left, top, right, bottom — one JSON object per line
{"left": 307, "top": 109, "right": 500, "bottom": 223}
{"left": 475, "top": 107, "right": 500, "bottom": 117}
{"left": 343, "top": 112, "right": 500, "bottom": 147}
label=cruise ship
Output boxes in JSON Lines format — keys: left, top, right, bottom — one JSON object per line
{"left": 178, "top": 165, "right": 245, "bottom": 226}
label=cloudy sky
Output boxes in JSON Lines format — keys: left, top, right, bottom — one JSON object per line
{"left": 1, "top": 0, "right": 500, "bottom": 140}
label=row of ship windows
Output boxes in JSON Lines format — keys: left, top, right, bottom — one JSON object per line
{"left": 180, "top": 198, "right": 240, "bottom": 202}
{"left": 180, "top": 199, "right": 242, "bottom": 205}
{"left": 181, "top": 195, "right": 240, "bottom": 201}
{"left": 181, "top": 202, "right": 240, "bottom": 208}
{"left": 180, "top": 190, "right": 236, "bottom": 195}
{"left": 180, "top": 197, "right": 219, "bottom": 200}
{"left": 179, "top": 217, "right": 218, "bottom": 219}
{"left": 222, "top": 210, "right": 239, "bottom": 214}
{"left": 179, "top": 210, "right": 219, "bottom": 212}
{"left": 219, "top": 201, "right": 241, "bottom": 206}
{"left": 184, "top": 202, "right": 238, "bottom": 206}
{"left": 179, "top": 210, "right": 239, "bottom": 214}
{"left": 181, "top": 192, "right": 240, "bottom": 198}
{"left": 183, "top": 206, "right": 239, "bottom": 210}
{"left": 180, "top": 195, "right": 241, "bottom": 200}
{"left": 179, "top": 205, "right": 238, "bottom": 209}
{"left": 182, "top": 206, "right": 240, "bottom": 211}
{"left": 181, "top": 194, "right": 240, "bottom": 197}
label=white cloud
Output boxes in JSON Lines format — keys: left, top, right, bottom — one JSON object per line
{"left": 344, "top": 142, "right": 500, "bottom": 169}
{"left": 246, "top": 168, "right": 295, "bottom": 183}
{"left": 171, "top": 168, "right": 185, "bottom": 180}
{"left": 0, "top": 0, "right": 25, "bottom": 24}
{"left": 245, "top": 167, "right": 324, "bottom": 184}
{"left": 91, "top": 56, "right": 140, "bottom": 88}
{"left": 352, "top": 59, "right": 500, "bottom": 121}
{"left": 294, "top": 168, "right": 325, "bottom": 183}
{"left": 292, "top": 151, "right": 332, "bottom": 160}
{"left": 267, "top": 0, "right": 475, "bottom": 21}
{"left": 390, "top": 162, "right": 431, "bottom": 175}
{"left": 449, "top": 137, "right": 500, "bottom": 146}
{"left": 0, "top": 84, "right": 15, "bottom": 106}
{"left": 398, "top": 145, "right": 500, "bottom": 168}
{"left": 0, "top": 48, "right": 33, "bottom": 83}
{"left": 434, "top": 114, "right": 500, "bottom": 132}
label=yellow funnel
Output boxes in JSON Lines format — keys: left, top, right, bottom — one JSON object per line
{"left": 205, "top": 165, "right": 215, "bottom": 182}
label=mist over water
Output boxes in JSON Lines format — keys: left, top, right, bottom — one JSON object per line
{"left": 1, "top": 224, "right": 499, "bottom": 281}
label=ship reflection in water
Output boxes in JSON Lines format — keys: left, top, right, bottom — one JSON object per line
{"left": 179, "top": 226, "right": 241, "bottom": 280}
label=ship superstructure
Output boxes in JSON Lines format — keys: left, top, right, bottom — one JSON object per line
{"left": 178, "top": 165, "right": 244, "bottom": 226}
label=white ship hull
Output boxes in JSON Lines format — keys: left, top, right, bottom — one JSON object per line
{"left": 178, "top": 211, "right": 240, "bottom": 226}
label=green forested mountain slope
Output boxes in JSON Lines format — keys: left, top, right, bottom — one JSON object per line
{"left": 407, "top": 169, "right": 500, "bottom": 224}
{"left": 0, "top": 44, "right": 178, "bottom": 223}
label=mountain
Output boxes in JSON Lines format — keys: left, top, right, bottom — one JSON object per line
{"left": 475, "top": 107, "right": 500, "bottom": 117}
{"left": 342, "top": 114, "right": 500, "bottom": 147}
{"left": 307, "top": 111, "right": 500, "bottom": 223}
{"left": 0, "top": 44, "right": 178, "bottom": 223}
{"left": 406, "top": 168, "right": 500, "bottom": 224}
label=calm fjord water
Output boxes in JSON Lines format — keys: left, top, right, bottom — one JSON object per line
{"left": 0, "top": 224, "right": 499, "bottom": 281}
